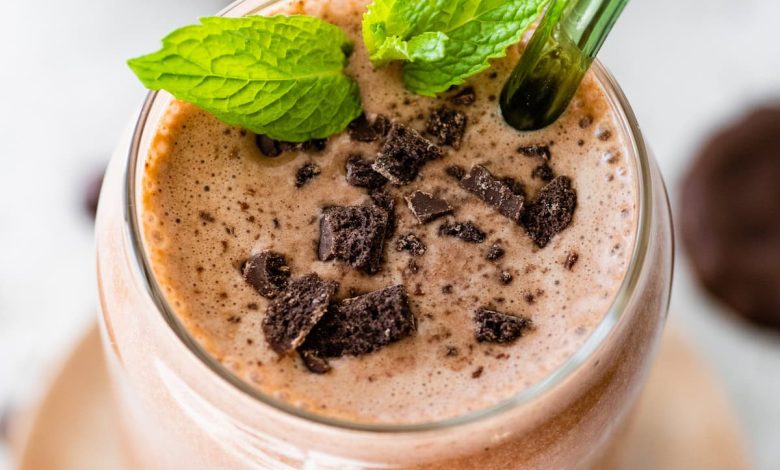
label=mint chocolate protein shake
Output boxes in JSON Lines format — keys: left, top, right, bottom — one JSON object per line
{"left": 140, "top": 0, "right": 636, "bottom": 424}
{"left": 96, "top": 0, "right": 672, "bottom": 468}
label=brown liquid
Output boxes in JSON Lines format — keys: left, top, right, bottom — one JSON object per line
{"left": 141, "top": 0, "right": 637, "bottom": 425}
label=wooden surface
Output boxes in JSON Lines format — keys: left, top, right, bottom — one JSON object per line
{"left": 11, "top": 324, "right": 750, "bottom": 469}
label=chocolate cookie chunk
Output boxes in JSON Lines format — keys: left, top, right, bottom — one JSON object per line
{"left": 373, "top": 122, "right": 442, "bottom": 185}
{"left": 396, "top": 233, "right": 426, "bottom": 256}
{"left": 319, "top": 205, "right": 390, "bottom": 274}
{"left": 531, "top": 163, "right": 554, "bottom": 182}
{"left": 369, "top": 191, "right": 396, "bottom": 236}
{"left": 262, "top": 274, "right": 338, "bottom": 355}
{"left": 302, "top": 285, "right": 416, "bottom": 358}
{"left": 681, "top": 107, "right": 780, "bottom": 331}
{"left": 348, "top": 114, "right": 390, "bottom": 142}
{"left": 295, "top": 163, "right": 321, "bottom": 187}
{"left": 426, "top": 107, "right": 468, "bottom": 149}
{"left": 445, "top": 165, "right": 467, "bottom": 181}
{"left": 517, "top": 144, "right": 551, "bottom": 160}
{"left": 345, "top": 155, "right": 387, "bottom": 190}
{"left": 439, "top": 221, "right": 486, "bottom": 243}
{"left": 486, "top": 244, "right": 505, "bottom": 261}
{"left": 522, "top": 176, "right": 577, "bottom": 248}
{"left": 460, "top": 165, "right": 525, "bottom": 223}
{"left": 474, "top": 307, "right": 532, "bottom": 344}
{"left": 405, "top": 191, "right": 453, "bottom": 224}
{"left": 242, "top": 251, "right": 291, "bottom": 298}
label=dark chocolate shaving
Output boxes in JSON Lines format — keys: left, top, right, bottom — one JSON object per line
{"left": 439, "top": 221, "right": 486, "bottom": 243}
{"left": 396, "top": 233, "right": 426, "bottom": 256}
{"left": 405, "top": 191, "right": 454, "bottom": 224}
{"left": 242, "top": 251, "right": 291, "bottom": 298}
{"left": 531, "top": 163, "right": 554, "bottom": 182}
{"left": 517, "top": 144, "right": 551, "bottom": 160}
{"left": 345, "top": 155, "right": 387, "bottom": 190}
{"left": 426, "top": 107, "right": 468, "bottom": 149}
{"left": 474, "top": 307, "right": 532, "bottom": 344}
{"left": 450, "top": 86, "right": 476, "bottom": 106}
{"left": 299, "top": 350, "right": 331, "bottom": 374}
{"left": 373, "top": 122, "right": 442, "bottom": 185}
{"left": 295, "top": 163, "right": 321, "bottom": 187}
{"left": 302, "top": 285, "right": 416, "bottom": 358}
{"left": 262, "top": 274, "right": 338, "bottom": 355}
{"left": 319, "top": 205, "right": 390, "bottom": 274}
{"left": 522, "top": 176, "right": 577, "bottom": 248}
{"left": 348, "top": 114, "right": 390, "bottom": 142}
{"left": 460, "top": 165, "right": 525, "bottom": 223}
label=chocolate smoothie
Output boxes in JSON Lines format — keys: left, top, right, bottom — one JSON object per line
{"left": 140, "top": 0, "right": 637, "bottom": 425}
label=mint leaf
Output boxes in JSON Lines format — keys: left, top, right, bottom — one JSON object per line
{"left": 128, "top": 16, "right": 362, "bottom": 142}
{"left": 363, "top": 0, "right": 547, "bottom": 96}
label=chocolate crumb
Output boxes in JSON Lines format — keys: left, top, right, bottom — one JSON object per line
{"left": 295, "top": 162, "right": 321, "bottom": 187}
{"left": 302, "top": 285, "right": 416, "bottom": 358}
{"left": 242, "top": 251, "right": 291, "bottom": 298}
{"left": 405, "top": 191, "right": 454, "bottom": 224}
{"left": 272, "top": 218, "right": 281, "bottom": 229}
{"left": 319, "top": 205, "right": 390, "bottom": 274}
{"left": 373, "top": 122, "right": 442, "bottom": 185}
{"left": 255, "top": 135, "right": 326, "bottom": 157}
{"left": 445, "top": 346, "right": 459, "bottom": 357}
{"left": 486, "top": 244, "right": 505, "bottom": 261}
{"left": 348, "top": 114, "right": 390, "bottom": 142}
{"left": 531, "top": 163, "right": 555, "bottom": 182}
{"left": 522, "top": 176, "right": 577, "bottom": 248}
{"left": 474, "top": 307, "right": 532, "bottom": 344}
{"left": 597, "top": 128, "right": 612, "bottom": 141}
{"left": 345, "top": 155, "right": 387, "bottom": 190}
{"left": 396, "top": 233, "right": 427, "bottom": 256}
{"left": 460, "top": 165, "right": 525, "bottom": 223}
{"left": 445, "top": 165, "right": 467, "bottom": 181}
{"left": 199, "top": 211, "right": 215, "bottom": 223}
{"left": 450, "top": 86, "right": 476, "bottom": 106}
{"left": 524, "top": 292, "right": 536, "bottom": 304}
{"left": 439, "top": 221, "right": 486, "bottom": 243}
{"left": 579, "top": 116, "right": 593, "bottom": 128}
{"left": 471, "top": 366, "right": 484, "bottom": 379}
{"left": 247, "top": 303, "right": 259, "bottom": 311}
{"left": 442, "top": 284, "right": 453, "bottom": 294}
{"left": 517, "top": 144, "right": 551, "bottom": 160}
{"left": 262, "top": 274, "right": 338, "bottom": 355}
{"left": 299, "top": 350, "right": 331, "bottom": 374}
{"left": 499, "top": 271, "right": 513, "bottom": 285}
{"left": 426, "top": 107, "right": 468, "bottom": 149}
{"left": 407, "top": 259, "right": 420, "bottom": 274}
{"left": 564, "top": 252, "right": 579, "bottom": 270}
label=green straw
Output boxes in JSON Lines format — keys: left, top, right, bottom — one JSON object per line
{"left": 500, "top": 0, "right": 629, "bottom": 131}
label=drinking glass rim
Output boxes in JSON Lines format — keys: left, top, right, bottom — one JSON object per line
{"left": 122, "top": 0, "right": 654, "bottom": 435}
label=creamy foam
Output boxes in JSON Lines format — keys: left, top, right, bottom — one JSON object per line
{"left": 141, "top": 0, "right": 637, "bottom": 425}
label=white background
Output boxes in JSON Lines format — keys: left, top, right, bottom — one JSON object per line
{"left": 1, "top": 0, "right": 779, "bottom": 468}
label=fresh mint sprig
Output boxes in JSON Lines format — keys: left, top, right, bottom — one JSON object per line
{"left": 363, "top": 0, "right": 547, "bottom": 96}
{"left": 128, "top": 16, "right": 362, "bottom": 142}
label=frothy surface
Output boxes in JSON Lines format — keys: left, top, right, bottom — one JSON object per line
{"left": 141, "top": 0, "right": 638, "bottom": 424}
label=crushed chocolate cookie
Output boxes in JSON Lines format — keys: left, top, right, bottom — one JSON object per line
{"left": 242, "top": 251, "right": 291, "bottom": 298}
{"left": 373, "top": 122, "right": 442, "bottom": 185}
{"left": 405, "top": 191, "right": 454, "bottom": 224}
{"left": 564, "top": 252, "right": 579, "bottom": 270}
{"left": 439, "top": 221, "right": 487, "bottom": 243}
{"left": 396, "top": 233, "right": 426, "bottom": 256}
{"left": 295, "top": 162, "right": 321, "bottom": 187}
{"left": 460, "top": 165, "right": 525, "bottom": 223}
{"left": 302, "top": 285, "right": 416, "bottom": 358}
{"left": 369, "top": 191, "right": 396, "bottom": 235}
{"left": 531, "top": 163, "right": 554, "bottom": 182}
{"left": 445, "top": 165, "right": 467, "bottom": 181}
{"left": 262, "top": 274, "right": 338, "bottom": 355}
{"left": 442, "top": 284, "right": 453, "bottom": 294}
{"left": 299, "top": 350, "right": 331, "bottom": 374}
{"left": 522, "top": 176, "right": 577, "bottom": 248}
{"left": 517, "top": 144, "right": 551, "bottom": 160}
{"left": 474, "top": 307, "right": 532, "bottom": 344}
{"left": 348, "top": 114, "right": 390, "bottom": 142}
{"left": 499, "top": 271, "right": 513, "bottom": 285}
{"left": 199, "top": 211, "right": 215, "bottom": 223}
{"left": 486, "top": 244, "right": 505, "bottom": 261}
{"left": 471, "top": 366, "right": 484, "bottom": 379}
{"left": 426, "top": 107, "right": 468, "bottom": 149}
{"left": 318, "top": 205, "right": 391, "bottom": 274}
{"left": 407, "top": 259, "right": 420, "bottom": 274}
{"left": 445, "top": 345, "right": 459, "bottom": 356}
{"left": 255, "top": 135, "right": 326, "bottom": 157}
{"left": 579, "top": 115, "right": 593, "bottom": 128}
{"left": 450, "top": 86, "right": 476, "bottom": 106}
{"left": 345, "top": 154, "right": 387, "bottom": 190}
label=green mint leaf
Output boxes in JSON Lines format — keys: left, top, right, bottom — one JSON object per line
{"left": 128, "top": 15, "right": 362, "bottom": 142}
{"left": 363, "top": 0, "right": 547, "bottom": 96}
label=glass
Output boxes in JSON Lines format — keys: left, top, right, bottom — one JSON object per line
{"left": 95, "top": 1, "right": 673, "bottom": 468}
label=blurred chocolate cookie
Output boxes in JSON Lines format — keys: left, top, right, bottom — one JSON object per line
{"left": 681, "top": 106, "right": 780, "bottom": 331}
